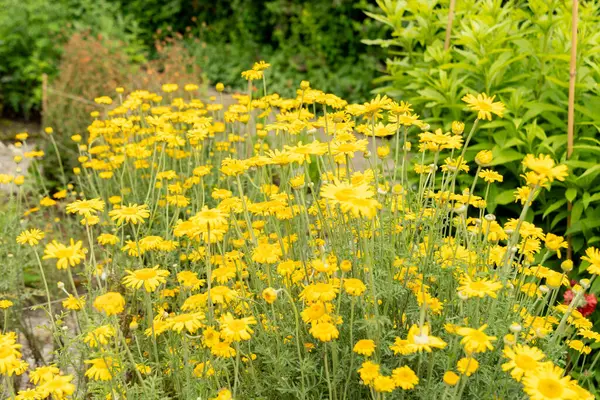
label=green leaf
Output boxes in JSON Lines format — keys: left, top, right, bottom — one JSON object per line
{"left": 551, "top": 211, "right": 568, "bottom": 230}
{"left": 542, "top": 199, "right": 567, "bottom": 219}
{"left": 583, "top": 192, "right": 591, "bottom": 210}
{"left": 571, "top": 200, "right": 584, "bottom": 226}
{"left": 364, "top": 11, "right": 393, "bottom": 28}
{"left": 504, "top": 137, "right": 526, "bottom": 148}
{"left": 583, "top": 192, "right": 600, "bottom": 209}
{"left": 566, "top": 218, "right": 600, "bottom": 234}
{"left": 565, "top": 160, "right": 598, "bottom": 170}
{"left": 490, "top": 148, "right": 523, "bottom": 166}
{"left": 495, "top": 189, "right": 515, "bottom": 206}
{"left": 522, "top": 102, "right": 565, "bottom": 123}
{"left": 572, "top": 145, "right": 600, "bottom": 155}
{"left": 565, "top": 188, "right": 577, "bottom": 202}
{"left": 439, "top": 62, "right": 480, "bottom": 73}
{"left": 592, "top": 277, "right": 600, "bottom": 296}
{"left": 572, "top": 235, "right": 585, "bottom": 254}
{"left": 545, "top": 75, "right": 569, "bottom": 89}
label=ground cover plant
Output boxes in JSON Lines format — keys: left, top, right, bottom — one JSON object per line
{"left": 1, "top": 63, "right": 599, "bottom": 399}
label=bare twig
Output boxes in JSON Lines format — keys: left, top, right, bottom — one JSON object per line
{"left": 46, "top": 87, "right": 98, "bottom": 106}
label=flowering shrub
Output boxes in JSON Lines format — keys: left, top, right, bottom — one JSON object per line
{"left": 1, "top": 63, "right": 599, "bottom": 399}
{"left": 366, "top": 0, "right": 600, "bottom": 258}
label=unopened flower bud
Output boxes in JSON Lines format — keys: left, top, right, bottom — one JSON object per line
{"left": 454, "top": 205, "right": 467, "bottom": 215}
{"left": 580, "top": 279, "right": 591, "bottom": 290}
{"left": 475, "top": 150, "right": 493, "bottom": 167}
{"left": 484, "top": 214, "right": 496, "bottom": 222}
{"left": 452, "top": 121, "right": 465, "bottom": 135}
{"left": 509, "top": 323, "right": 522, "bottom": 333}
{"left": 561, "top": 260, "right": 574, "bottom": 272}
{"left": 503, "top": 333, "right": 516, "bottom": 346}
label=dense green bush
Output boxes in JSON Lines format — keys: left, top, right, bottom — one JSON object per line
{"left": 1, "top": 0, "right": 387, "bottom": 117}
{"left": 367, "top": 0, "right": 600, "bottom": 258}
{"left": 115, "top": 0, "right": 387, "bottom": 101}
{"left": 0, "top": 0, "right": 144, "bottom": 118}
{"left": 0, "top": 0, "right": 68, "bottom": 118}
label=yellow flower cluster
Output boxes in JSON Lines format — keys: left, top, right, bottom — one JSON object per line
{"left": 2, "top": 63, "right": 596, "bottom": 400}
{"left": 0, "top": 333, "right": 75, "bottom": 399}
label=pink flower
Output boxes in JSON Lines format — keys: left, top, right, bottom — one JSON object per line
{"left": 563, "top": 286, "right": 598, "bottom": 317}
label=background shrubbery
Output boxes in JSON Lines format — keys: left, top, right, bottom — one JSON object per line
{"left": 0, "top": 0, "right": 385, "bottom": 120}
{"left": 367, "top": 0, "right": 600, "bottom": 267}
{"left": 0, "top": 0, "right": 144, "bottom": 119}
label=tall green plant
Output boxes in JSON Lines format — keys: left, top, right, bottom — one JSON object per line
{"left": 366, "top": 0, "right": 600, "bottom": 257}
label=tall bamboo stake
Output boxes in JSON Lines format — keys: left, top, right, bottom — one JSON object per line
{"left": 567, "top": 0, "right": 578, "bottom": 260}
{"left": 444, "top": 0, "right": 457, "bottom": 51}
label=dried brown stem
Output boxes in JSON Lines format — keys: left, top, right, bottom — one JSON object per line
{"left": 444, "top": 0, "right": 457, "bottom": 51}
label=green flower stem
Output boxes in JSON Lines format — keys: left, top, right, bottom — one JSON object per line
{"left": 143, "top": 291, "right": 160, "bottom": 364}
{"left": 33, "top": 249, "right": 58, "bottom": 332}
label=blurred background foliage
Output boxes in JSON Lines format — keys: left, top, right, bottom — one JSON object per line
{"left": 0, "top": 0, "right": 386, "bottom": 120}
{"left": 0, "top": 0, "right": 145, "bottom": 119}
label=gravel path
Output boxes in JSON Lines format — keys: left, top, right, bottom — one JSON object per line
{"left": 0, "top": 141, "right": 34, "bottom": 193}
